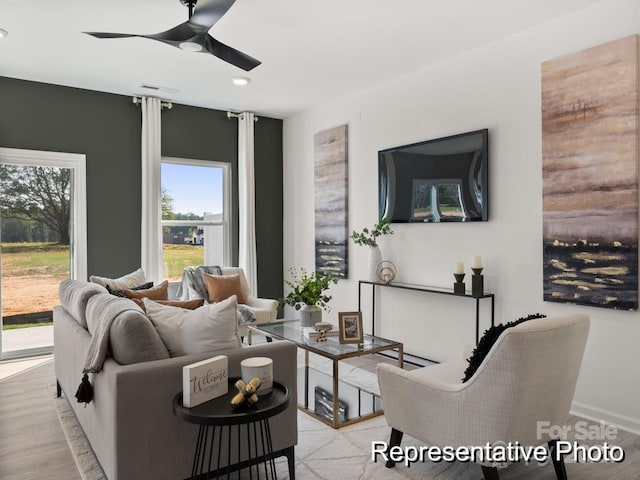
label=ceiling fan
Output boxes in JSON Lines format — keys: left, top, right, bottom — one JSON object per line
{"left": 84, "top": 0, "right": 261, "bottom": 71}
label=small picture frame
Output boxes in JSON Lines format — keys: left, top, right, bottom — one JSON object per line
{"left": 338, "top": 311, "right": 364, "bottom": 344}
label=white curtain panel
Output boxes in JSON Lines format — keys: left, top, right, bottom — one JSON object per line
{"left": 140, "top": 97, "right": 163, "bottom": 284}
{"left": 238, "top": 112, "right": 258, "bottom": 294}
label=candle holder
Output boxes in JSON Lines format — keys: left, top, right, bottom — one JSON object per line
{"left": 472, "top": 267, "right": 484, "bottom": 296}
{"left": 453, "top": 273, "right": 466, "bottom": 294}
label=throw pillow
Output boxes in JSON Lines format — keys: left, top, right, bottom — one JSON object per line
{"left": 177, "top": 265, "right": 223, "bottom": 300}
{"left": 144, "top": 295, "right": 241, "bottom": 357}
{"left": 89, "top": 267, "right": 148, "bottom": 290}
{"left": 109, "top": 309, "right": 170, "bottom": 364}
{"left": 462, "top": 313, "right": 547, "bottom": 382}
{"left": 58, "top": 279, "right": 107, "bottom": 329}
{"left": 122, "top": 280, "right": 169, "bottom": 301}
{"left": 202, "top": 272, "right": 248, "bottom": 305}
{"left": 132, "top": 298, "right": 205, "bottom": 312}
{"left": 106, "top": 281, "right": 154, "bottom": 298}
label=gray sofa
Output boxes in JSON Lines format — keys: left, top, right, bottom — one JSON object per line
{"left": 53, "top": 280, "right": 297, "bottom": 480}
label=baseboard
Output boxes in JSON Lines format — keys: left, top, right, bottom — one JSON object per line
{"left": 571, "top": 401, "right": 640, "bottom": 436}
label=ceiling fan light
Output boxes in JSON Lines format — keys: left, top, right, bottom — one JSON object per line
{"left": 0, "top": 28, "right": 8, "bottom": 38}
{"left": 232, "top": 77, "right": 250, "bottom": 86}
{"left": 179, "top": 41, "right": 203, "bottom": 52}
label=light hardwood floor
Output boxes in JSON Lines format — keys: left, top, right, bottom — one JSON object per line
{"left": 1, "top": 356, "right": 639, "bottom": 480}
{"left": 0, "top": 358, "right": 81, "bottom": 480}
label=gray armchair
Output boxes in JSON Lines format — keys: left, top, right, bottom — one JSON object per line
{"left": 377, "top": 313, "right": 590, "bottom": 479}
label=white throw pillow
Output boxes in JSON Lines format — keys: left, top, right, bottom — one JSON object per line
{"left": 89, "top": 267, "right": 147, "bottom": 290}
{"left": 143, "top": 295, "right": 242, "bottom": 357}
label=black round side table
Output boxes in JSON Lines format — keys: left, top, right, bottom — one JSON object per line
{"left": 173, "top": 378, "right": 290, "bottom": 480}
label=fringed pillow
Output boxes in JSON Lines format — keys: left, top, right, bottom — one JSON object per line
{"left": 462, "top": 313, "right": 547, "bottom": 382}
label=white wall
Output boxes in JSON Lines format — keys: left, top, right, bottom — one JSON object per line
{"left": 283, "top": 0, "right": 640, "bottom": 433}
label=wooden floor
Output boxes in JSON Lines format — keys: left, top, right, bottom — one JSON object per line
{"left": 0, "top": 358, "right": 81, "bottom": 480}
{"left": 0, "top": 356, "right": 639, "bottom": 480}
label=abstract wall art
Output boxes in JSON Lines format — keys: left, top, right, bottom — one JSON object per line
{"left": 314, "top": 124, "right": 348, "bottom": 278}
{"left": 542, "top": 35, "right": 639, "bottom": 310}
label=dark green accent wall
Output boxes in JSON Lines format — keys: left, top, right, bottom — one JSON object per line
{"left": 0, "top": 77, "right": 142, "bottom": 276}
{"left": 0, "top": 76, "right": 283, "bottom": 299}
{"left": 254, "top": 117, "right": 284, "bottom": 300}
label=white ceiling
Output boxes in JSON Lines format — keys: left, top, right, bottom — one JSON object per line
{"left": 0, "top": 0, "right": 602, "bottom": 119}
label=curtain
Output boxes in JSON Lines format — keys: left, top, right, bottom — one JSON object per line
{"left": 238, "top": 112, "right": 258, "bottom": 294}
{"left": 140, "top": 97, "right": 163, "bottom": 284}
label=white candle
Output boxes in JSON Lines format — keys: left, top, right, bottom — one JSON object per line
{"left": 241, "top": 357, "right": 273, "bottom": 396}
{"left": 472, "top": 256, "right": 482, "bottom": 269}
{"left": 454, "top": 261, "right": 464, "bottom": 274}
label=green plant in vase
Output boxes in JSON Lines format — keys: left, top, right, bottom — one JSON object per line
{"left": 351, "top": 219, "right": 394, "bottom": 281}
{"left": 282, "top": 267, "right": 338, "bottom": 327}
{"left": 350, "top": 218, "right": 394, "bottom": 247}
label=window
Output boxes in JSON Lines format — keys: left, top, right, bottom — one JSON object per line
{"left": 0, "top": 147, "right": 86, "bottom": 359}
{"left": 161, "top": 158, "right": 231, "bottom": 281}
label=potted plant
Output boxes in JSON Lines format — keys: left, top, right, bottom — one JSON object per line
{"left": 351, "top": 219, "right": 394, "bottom": 281}
{"left": 282, "top": 267, "right": 338, "bottom": 327}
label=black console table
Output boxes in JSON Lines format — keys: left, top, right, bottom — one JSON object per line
{"left": 357, "top": 280, "right": 495, "bottom": 358}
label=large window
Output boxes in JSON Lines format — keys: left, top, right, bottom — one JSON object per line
{"left": 0, "top": 147, "right": 86, "bottom": 359}
{"left": 161, "top": 158, "right": 231, "bottom": 281}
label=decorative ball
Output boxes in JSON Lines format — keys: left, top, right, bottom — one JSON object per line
{"left": 376, "top": 261, "right": 397, "bottom": 284}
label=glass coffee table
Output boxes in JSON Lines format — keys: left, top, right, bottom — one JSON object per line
{"left": 249, "top": 320, "right": 403, "bottom": 428}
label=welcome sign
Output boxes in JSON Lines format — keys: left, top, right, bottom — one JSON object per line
{"left": 182, "top": 355, "right": 228, "bottom": 407}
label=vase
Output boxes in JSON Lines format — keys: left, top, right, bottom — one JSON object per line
{"left": 368, "top": 245, "right": 383, "bottom": 282}
{"left": 300, "top": 304, "right": 322, "bottom": 327}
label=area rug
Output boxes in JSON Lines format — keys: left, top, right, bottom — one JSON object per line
{"left": 52, "top": 385, "right": 483, "bottom": 480}
{"left": 52, "top": 386, "right": 107, "bottom": 480}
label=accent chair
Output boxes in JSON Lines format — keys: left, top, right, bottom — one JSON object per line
{"left": 377, "top": 313, "right": 590, "bottom": 479}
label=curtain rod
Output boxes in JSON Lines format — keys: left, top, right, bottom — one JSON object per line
{"left": 132, "top": 96, "right": 173, "bottom": 109}
{"left": 227, "top": 111, "right": 259, "bottom": 122}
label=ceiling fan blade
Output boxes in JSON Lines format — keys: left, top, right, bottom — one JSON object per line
{"left": 189, "top": 0, "right": 236, "bottom": 28}
{"left": 203, "top": 34, "right": 261, "bottom": 71}
{"left": 86, "top": 21, "right": 204, "bottom": 42}
{"left": 146, "top": 21, "right": 204, "bottom": 42}
{"left": 84, "top": 32, "right": 139, "bottom": 39}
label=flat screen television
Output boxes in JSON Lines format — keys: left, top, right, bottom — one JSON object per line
{"left": 378, "top": 129, "right": 488, "bottom": 223}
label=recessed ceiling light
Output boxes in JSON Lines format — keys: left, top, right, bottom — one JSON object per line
{"left": 179, "top": 41, "right": 203, "bottom": 52}
{"left": 232, "top": 77, "right": 250, "bottom": 86}
{"left": 0, "top": 29, "right": 8, "bottom": 38}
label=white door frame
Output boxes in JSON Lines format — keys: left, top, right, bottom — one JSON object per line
{"left": 0, "top": 147, "right": 87, "bottom": 359}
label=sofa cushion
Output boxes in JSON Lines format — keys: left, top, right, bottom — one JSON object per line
{"left": 122, "top": 280, "right": 169, "bottom": 301}
{"left": 202, "top": 272, "right": 247, "bottom": 305}
{"left": 89, "top": 267, "right": 148, "bottom": 290}
{"left": 109, "top": 310, "right": 171, "bottom": 364}
{"left": 106, "top": 281, "right": 154, "bottom": 297}
{"left": 58, "top": 279, "right": 107, "bottom": 329}
{"left": 144, "top": 295, "right": 242, "bottom": 357}
{"left": 85, "top": 293, "right": 170, "bottom": 364}
{"left": 132, "top": 298, "right": 205, "bottom": 312}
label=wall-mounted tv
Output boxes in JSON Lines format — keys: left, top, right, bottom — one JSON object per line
{"left": 378, "top": 129, "right": 488, "bottom": 223}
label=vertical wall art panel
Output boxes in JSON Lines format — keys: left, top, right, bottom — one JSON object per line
{"left": 314, "top": 124, "right": 348, "bottom": 278}
{"left": 542, "top": 35, "right": 639, "bottom": 310}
